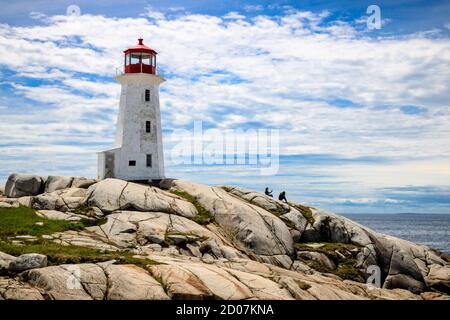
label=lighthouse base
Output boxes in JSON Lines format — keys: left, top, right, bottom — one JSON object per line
{"left": 97, "top": 148, "right": 165, "bottom": 181}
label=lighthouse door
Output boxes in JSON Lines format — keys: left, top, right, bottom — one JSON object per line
{"left": 105, "top": 153, "right": 115, "bottom": 178}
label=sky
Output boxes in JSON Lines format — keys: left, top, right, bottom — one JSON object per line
{"left": 0, "top": 0, "right": 449, "bottom": 214}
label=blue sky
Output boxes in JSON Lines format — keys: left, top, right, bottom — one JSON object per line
{"left": 0, "top": 1, "right": 449, "bottom": 213}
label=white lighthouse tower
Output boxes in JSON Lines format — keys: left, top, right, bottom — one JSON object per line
{"left": 98, "top": 38, "right": 165, "bottom": 181}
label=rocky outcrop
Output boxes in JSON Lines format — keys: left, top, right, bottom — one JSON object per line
{"left": 32, "top": 188, "right": 87, "bottom": 212}
{"left": 36, "top": 210, "right": 84, "bottom": 221}
{"left": 84, "top": 179, "right": 197, "bottom": 218}
{"left": 5, "top": 174, "right": 44, "bottom": 198}
{"left": 296, "top": 208, "right": 450, "bottom": 294}
{"left": 45, "top": 176, "right": 97, "bottom": 193}
{"left": 1, "top": 175, "right": 449, "bottom": 300}
{"left": 4, "top": 174, "right": 96, "bottom": 198}
{"left": 168, "top": 180, "right": 294, "bottom": 267}
{"left": 8, "top": 254, "right": 47, "bottom": 272}
{"left": 0, "top": 277, "right": 45, "bottom": 300}
{"left": 297, "top": 251, "right": 336, "bottom": 272}
{"left": 86, "top": 210, "right": 220, "bottom": 249}
{"left": 425, "top": 264, "right": 450, "bottom": 293}
{"left": 0, "top": 252, "right": 16, "bottom": 275}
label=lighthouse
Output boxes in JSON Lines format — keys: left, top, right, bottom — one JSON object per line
{"left": 98, "top": 38, "right": 165, "bottom": 181}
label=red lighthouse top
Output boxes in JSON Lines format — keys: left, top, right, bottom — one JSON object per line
{"left": 123, "top": 38, "right": 157, "bottom": 74}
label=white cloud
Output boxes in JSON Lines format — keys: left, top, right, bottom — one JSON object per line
{"left": 244, "top": 5, "right": 264, "bottom": 12}
{"left": 223, "top": 12, "right": 246, "bottom": 20}
{"left": 0, "top": 8, "right": 449, "bottom": 211}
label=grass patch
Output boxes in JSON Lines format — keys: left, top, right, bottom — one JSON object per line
{"left": 0, "top": 206, "right": 103, "bottom": 238}
{"left": 289, "top": 203, "right": 315, "bottom": 225}
{"left": 295, "top": 242, "right": 364, "bottom": 282}
{"left": 0, "top": 206, "right": 158, "bottom": 268}
{"left": 333, "top": 260, "right": 364, "bottom": 282}
{"left": 170, "top": 190, "right": 214, "bottom": 225}
{"left": 73, "top": 204, "right": 94, "bottom": 216}
{"left": 0, "top": 240, "right": 159, "bottom": 268}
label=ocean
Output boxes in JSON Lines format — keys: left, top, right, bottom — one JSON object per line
{"left": 342, "top": 214, "right": 450, "bottom": 254}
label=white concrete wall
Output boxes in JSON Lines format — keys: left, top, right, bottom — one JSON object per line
{"left": 98, "top": 73, "right": 165, "bottom": 181}
{"left": 97, "top": 152, "right": 105, "bottom": 179}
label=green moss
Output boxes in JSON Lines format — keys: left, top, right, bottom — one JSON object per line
{"left": 73, "top": 204, "right": 93, "bottom": 215}
{"left": 295, "top": 242, "right": 364, "bottom": 282}
{"left": 294, "top": 279, "right": 312, "bottom": 291}
{"left": 333, "top": 260, "right": 364, "bottom": 282}
{"left": 0, "top": 240, "right": 160, "bottom": 268}
{"left": 170, "top": 190, "right": 214, "bottom": 225}
{"left": 289, "top": 203, "right": 315, "bottom": 225}
{"left": 0, "top": 206, "right": 158, "bottom": 268}
{"left": 0, "top": 206, "right": 100, "bottom": 237}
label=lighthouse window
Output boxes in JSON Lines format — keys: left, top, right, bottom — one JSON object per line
{"left": 142, "top": 54, "right": 151, "bottom": 65}
{"left": 146, "top": 121, "right": 151, "bottom": 133}
{"left": 131, "top": 54, "right": 140, "bottom": 64}
{"left": 145, "top": 89, "right": 150, "bottom": 101}
{"left": 146, "top": 154, "right": 152, "bottom": 168}
{"left": 128, "top": 160, "right": 136, "bottom": 166}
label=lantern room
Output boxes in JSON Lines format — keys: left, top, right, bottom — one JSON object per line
{"left": 123, "top": 38, "right": 157, "bottom": 74}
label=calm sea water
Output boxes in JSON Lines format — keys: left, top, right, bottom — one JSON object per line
{"left": 342, "top": 214, "right": 450, "bottom": 254}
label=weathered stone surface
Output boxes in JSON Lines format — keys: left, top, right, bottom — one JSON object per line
{"left": 36, "top": 210, "right": 82, "bottom": 221}
{"left": 171, "top": 180, "right": 294, "bottom": 258}
{"left": 0, "top": 202, "right": 12, "bottom": 208}
{"left": 18, "top": 196, "right": 33, "bottom": 207}
{"left": 0, "top": 252, "right": 16, "bottom": 274}
{"left": 220, "top": 245, "right": 244, "bottom": 260}
{"left": 153, "top": 262, "right": 253, "bottom": 300}
{"left": 102, "top": 264, "right": 169, "bottom": 300}
{"left": 1, "top": 176, "right": 449, "bottom": 300}
{"left": 71, "top": 177, "right": 97, "bottom": 189}
{"left": 223, "top": 186, "right": 290, "bottom": 214}
{"left": 225, "top": 268, "right": 294, "bottom": 299}
{"left": 45, "top": 176, "right": 74, "bottom": 193}
{"left": 88, "top": 211, "right": 218, "bottom": 249}
{"left": 0, "top": 277, "right": 45, "bottom": 300}
{"left": 85, "top": 179, "right": 197, "bottom": 218}
{"left": 53, "top": 230, "right": 119, "bottom": 252}
{"left": 421, "top": 291, "right": 450, "bottom": 300}
{"left": 200, "top": 239, "right": 223, "bottom": 259}
{"left": 303, "top": 208, "right": 374, "bottom": 246}
{"left": 297, "top": 251, "right": 336, "bottom": 272}
{"left": 32, "top": 188, "right": 87, "bottom": 212}
{"left": 295, "top": 206, "right": 450, "bottom": 294}
{"left": 259, "top": 255, "right": 293, "bottom": 269}
{"left": 21, "top": 264, "right": 106, "bottom": 300}
{"left": 8, "top": 254, "right": 47, "bottom": 272}
{"left": 42, "top": 176, "right": 96, "bottom": 192}
{"left": 425, "top": 264, "right": 450, "bottom": 294}
{"left": 5, "top": 173, "right": 44, "bottom": 198}
{"left": 148, "top": 264, "right": 214, "bottom": 299}
{"left": 224, "top": 186, "right": 310, "bottom": 236}
{"left": 383, "top": 274, "right": 427, "bottom": 294}
{"left": 280, "top": 208, "right": 308, "bottom": 234}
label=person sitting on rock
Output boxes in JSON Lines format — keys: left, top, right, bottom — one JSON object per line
{"left": 278, "top": 191, "right": 288, "bottom": 203}
{"left": 264, "top": 187, "right": 273, "bottom": 197}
